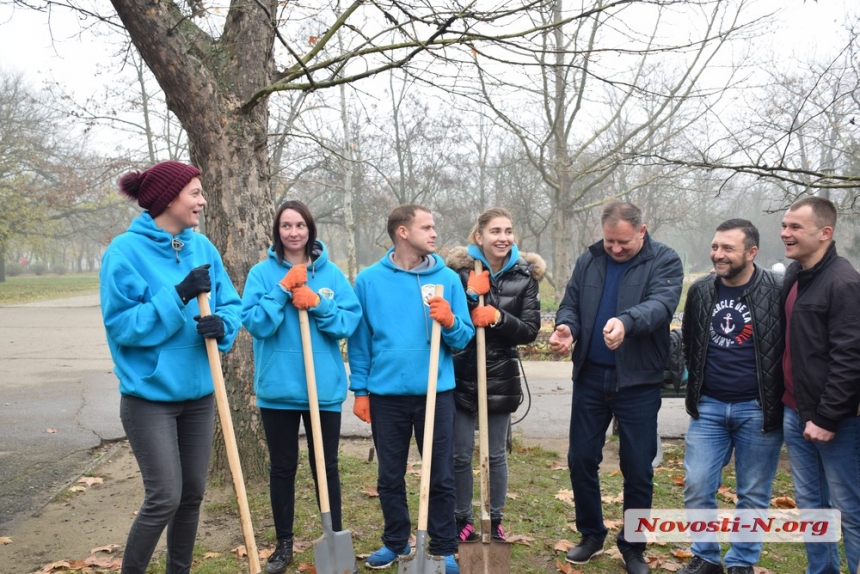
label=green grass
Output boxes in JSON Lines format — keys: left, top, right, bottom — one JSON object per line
{"left": 166, "top": 439, "right": 811, "bottom": 574}
{"left": 0, "top": 273, "right": 99, "bottom": 305}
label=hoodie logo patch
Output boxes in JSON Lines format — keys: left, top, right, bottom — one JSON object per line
{"left": 421, "top": 284, "right": 437, "bottom": 305}
{"left": 319, "top": 287, "right": 334, "bottom": 300}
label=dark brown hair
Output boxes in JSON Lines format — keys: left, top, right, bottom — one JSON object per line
{"left": 272, "top": 200, "right": 317, "bottom": 263}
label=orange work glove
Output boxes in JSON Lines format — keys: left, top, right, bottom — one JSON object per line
{"left": 471, "top": 306, "right": 500, "bottom": 328}
{"left": 428, "top": 297, "right": 455, "bottom": 329}
{"left": 291, "top": 285, "right": 320, "bottom": 310}
{"left": 279, "top": 264, "right": 307, "bottom": 292}
{"left": 467, "top": 269, "right": 490, "bottom": 296}
{"left": 353, "top": 396, "right": 371, "bottom": 423}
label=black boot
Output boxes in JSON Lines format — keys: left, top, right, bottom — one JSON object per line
{"left": 266, "top": 538, "right": 293, "bottom": 574}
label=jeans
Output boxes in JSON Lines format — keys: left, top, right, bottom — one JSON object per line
{"left": 453, "top": 406, "right": 510, "bottom": 521}
{"left": 370, "top": 391, "right": 457, "bottom": 557}
{"left": 260, "top": 408, "right": 343, "bottom": 541}
{"left": 684, "top": 396, "right": 783, "bottom": 568}
{"left": 567, "top": 363, "right": 661, "bottom": 554}
{"left": 120, "top": 394, "right": 214, "bottom": 574}
{"left": 784, "top": 406, "right": 860, "bottom": 574}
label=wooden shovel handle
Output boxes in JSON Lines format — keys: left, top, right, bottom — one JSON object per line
{"left": 197, "top": 294, "right": 261, "bottom": 574}
{"left": 474, "top": 261, "right": 492, "bottom": 533}
{"left": 298, "top": 308, "right": 331, "bottom": 514}
{"left": 417, "top": 284, "right": 444, "bottom": 532}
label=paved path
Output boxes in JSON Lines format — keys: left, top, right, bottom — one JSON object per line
{"left": 0, "top": 294, "right": 688, "bottom": 531}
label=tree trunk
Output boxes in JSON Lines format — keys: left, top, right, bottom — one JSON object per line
{"left": 110, "top": 0, "right": 278, "bottom": 480}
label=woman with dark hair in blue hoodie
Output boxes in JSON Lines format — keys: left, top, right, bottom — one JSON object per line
{"left": 100, "top": 161, "right": 242, "bottom": 573}
{"left": 241, "top": 200, "right": 362, "bottom": 574}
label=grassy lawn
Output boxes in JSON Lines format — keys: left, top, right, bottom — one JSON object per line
{"left": 150, "top": 439, "right": 812, "bottom": 574}
{"left": 0, "top": 273, "right": 99, "bottom": 305}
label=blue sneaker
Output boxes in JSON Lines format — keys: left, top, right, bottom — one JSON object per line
{"left": 365, "top": 544, "right": 411, "bottom": 569}
{"left": 445, "top": 554, "right": 459, "bottom": 574}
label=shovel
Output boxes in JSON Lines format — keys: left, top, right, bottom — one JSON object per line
{"left": 298, "top": 308, "right": 358, "bottom": 574}
{"left": 458, "top": 261, "right": 512, "bottom": 574}
{"left": 398, "top": 284, "right": 447, "bottom": 574}
{"left": 197, "top": 294, "right": 261, "bottom": 574}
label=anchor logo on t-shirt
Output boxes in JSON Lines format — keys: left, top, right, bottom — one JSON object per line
{"left": 721, "top": 312, "right": 735, "bottom": 335}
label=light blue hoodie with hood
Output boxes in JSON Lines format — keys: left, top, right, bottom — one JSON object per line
{"left": 99, "top": 212, "right": 242, "bottom": 402}
{"left": 241, "top": 240, "right": 362, "bottom": 411}
{"left": 348, "top": 248, "right": 474, "bottom": 397}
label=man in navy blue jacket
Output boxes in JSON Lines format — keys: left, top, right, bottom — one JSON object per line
{"left": 550, "top": 201, "right": 683, "bottom": 574}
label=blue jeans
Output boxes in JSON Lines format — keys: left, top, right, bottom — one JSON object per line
{"left": 260, "top": 408, "right": 343, "bottom": 541}
{"left": 453, "top": 406, "right": 509, "bottom": 521}
{"left": 684, "top": 396, "right": 783, "bottom": 568}
{"left": 784, "top": 406, "right": 860, "bottom": 574}
{"left": 370, "top": 391, "right": 457, "bottom": 557}
{"left": 120, "top": 394, "right": 214, "bottom": 574}
{"left": 567, "top": 363, "right": 661, "bottom": 553}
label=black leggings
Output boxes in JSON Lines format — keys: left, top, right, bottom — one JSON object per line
{"left": 260, "top": 407, "right": 343, "bottom": 540}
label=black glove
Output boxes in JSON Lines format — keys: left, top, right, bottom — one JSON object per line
{"left": 175, "top": 264, "right": 211, "bottom": 305}
{"left": 194, "top": 314, "right": 225, "bottom": 339}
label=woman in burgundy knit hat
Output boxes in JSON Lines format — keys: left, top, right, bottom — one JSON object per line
{"left": 99, "top": 160, "right": 243, "bottom": 573}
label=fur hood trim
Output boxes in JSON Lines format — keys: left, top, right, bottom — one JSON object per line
{"left": 445, "top": 245, "right": 546, "bottom": 281}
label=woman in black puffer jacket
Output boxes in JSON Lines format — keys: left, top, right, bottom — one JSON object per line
{"left": 446, "top": 207, "right": 544, "bottom": 544}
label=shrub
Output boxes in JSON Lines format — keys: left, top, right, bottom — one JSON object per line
{"left": 31, "top": 262, "right": 49, "bottom": 276}
{"left": 5, "top": 262, "right": 23, "bottom": 277}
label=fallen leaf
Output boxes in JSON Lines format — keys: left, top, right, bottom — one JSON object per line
{"left": 46, "top": 428, "right": 57, "bottom": 434}
{"left": 555, "top": 559, "right": 583, "bottom": 573}
{"left": 554, "top": 539, "right": 575, "bottom": 552}
{"left": 672, "top": 548, "right": 693, "bottom": 559}
{"left": 362, "top": 486, "right": 379, "bottom": 498}
{"left": 604, "top": 519, "right": 623, "bottom": 530}
{"left": 753, "top": 567, "right": 775, "bottom": 574}
{"left": 40, "top": 561, "right": 71, "bottom": 572}
{"left": 609, "top": 469, "right": 622, "bottom": 477}
{"left": 85, "top": 554, "right": 122, "bottom": 568}
{"left": 555, "top": 489, "right": 574, "bottom": 506}
{"left": 671, "top": 475, "right": 685, "bottom": 486}
{"left": 293, "top": 539, "right": 313, "bottom": 552}
{"left": 90, "top": 543, "right": 120, "bottom": 554}
{"left": 0, "top": 536, "right": 11, "bottom": 544}
{"left": 718, "top": 485, "right": 738, "bottom": 503}
{"left": 505, "top": 533, "right": 535, "bottom": 546}
{"left": 772, "top": 496, "right": 796, "bottom": 509}
{"left": 566, "top": 522, "right": 578, "bottom": 532}
{"left": 68, "top": 485, "right": 86, "bottom": 492}
{"left": 550, "top": 461, "right": 566, "bottom": 471}
{"left": 660, "top": 560, "right": 683, "bottom": 571}
{"left": 202, "top": 551, "right": 221, "bottom": 559}
{"left": 259, "top": 548, "right": 274, "bottom": 560}
{"left": 602, "top": 492, "right": 624, "bottom": 504}
{"left": 506, "top": 491, "right": 518, "bottom": 500}
{"left": 78, "top": 476, "right": 104, "bottom": 487}
{"left": 232, "top": 544, "right": 248, "bottom": 558}
{"left": 297, "top": 563, "right": 316, "bottom": 572}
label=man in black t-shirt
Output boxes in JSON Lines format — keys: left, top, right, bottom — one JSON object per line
{"left": 679, "top": 219, "right": 785, "bottom": 574}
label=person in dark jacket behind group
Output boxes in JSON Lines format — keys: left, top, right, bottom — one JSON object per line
{"left": 446, "top": 207, "right": 545, "bottom": 544}
{"left": 549, "top": 201, "right": 683, "bottom": 574}
{"left": 679, "top": 219, "right": 784, "bottom": 574}
{"left": 780, "top": 196, "right": 860, "bottom": 574}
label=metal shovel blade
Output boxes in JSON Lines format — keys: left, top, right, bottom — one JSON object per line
{"left": 397, "top": 531, "right": 445, "bottom": 574}
{"left": 312, "top": 512, "right": 357, "bottom": 574}
{"left": 458, "top": 536, "right": 512, "bottom": 574}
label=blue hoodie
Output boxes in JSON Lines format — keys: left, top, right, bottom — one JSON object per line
{"left": 348, "top": 248, "right": 474, "bottom": 397}
{"left": 241, "top": 240, "right": 362, "bottom": 411}
{"left": 100, "top": 212, "right": 242, "bottom": 402}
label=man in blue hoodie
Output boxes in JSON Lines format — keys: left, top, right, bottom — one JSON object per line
{"left": 348, "top": 204, "right": 474, "bottom": 574}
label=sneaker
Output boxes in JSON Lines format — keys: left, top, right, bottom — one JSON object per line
{"left": 565, "top": 536, "right": 604, "bottom": 564}
{"left": 365, "top": 543, "right": 411, "bottom": 569}
{"left": 621, "top": 549, "right": 650, "bottom": 574}
{"left": 445, "top": 554, "right": 459, "bottom": 574}
{"left": 491, "top": 519, "right": 506, "bottom": 541}
{"left": 456, "top": 517, "right": 478, "bottom": 542}
{"left": 679, "top": 556, "right": 724, "bottom": 574}
{"left": 726, "top": 567, "right": 753, "bottom": 574}
{"left": 265, "top": 538, "right": 293, "bottom": 574}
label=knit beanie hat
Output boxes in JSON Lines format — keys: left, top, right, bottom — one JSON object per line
{"left": 117, "top": 161, "right": 202, "bottom": 218}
